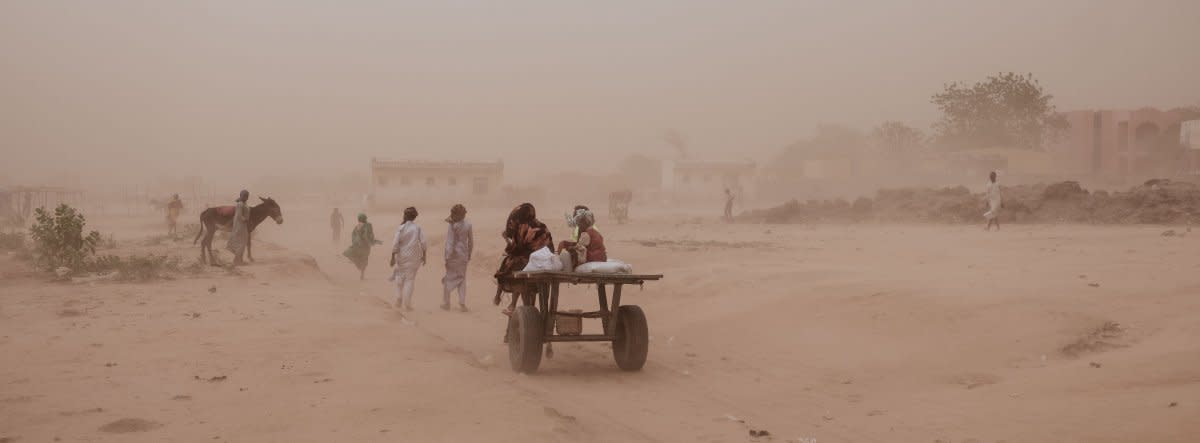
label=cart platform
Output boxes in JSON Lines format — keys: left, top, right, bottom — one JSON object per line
{"left": 502, "top": 271, "right": 664, "bottom": 373}
{"left": 510, "top": 271, "right": 663, "bottom": 284}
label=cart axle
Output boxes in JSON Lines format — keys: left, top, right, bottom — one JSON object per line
{"left": 544, "top": 334, "right": 617, "bottom": 343}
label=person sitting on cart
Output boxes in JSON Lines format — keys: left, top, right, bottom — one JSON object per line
{"left": 564, "top": 204, "right": 598, "bottom": 242}
{"left": 493, "top": 203, "right": 554, "bottom": 315}
{"left": 557, "top": 207, "right": 606, "bottom": 271}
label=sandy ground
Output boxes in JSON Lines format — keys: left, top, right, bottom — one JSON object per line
{"left": 2, "top": 207, "right": 1199, "bottom": 442}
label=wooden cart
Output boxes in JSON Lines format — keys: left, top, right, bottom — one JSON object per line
{"left": 505, "top": 271, "right": 664, "bottom": 373}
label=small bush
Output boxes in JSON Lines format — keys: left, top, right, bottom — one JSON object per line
{"left": 116, "top": 255, "right": 182, "bottom": 281}
{"left": 88, "top": 254, "right": 123, "bottom": 272}
{"left": 28, "top": 204, "right": 101, "bottom": 272}
{"left": 87, "top": 254, "right": 184, "bottom": 281}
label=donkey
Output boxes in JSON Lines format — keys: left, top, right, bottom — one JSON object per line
{"left": 193, "top": 197, "right": 283, "bottom": 265}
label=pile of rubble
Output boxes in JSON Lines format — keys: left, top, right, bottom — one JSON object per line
{"left": 744, "top": 179, "right": 1200, "bottom": 225}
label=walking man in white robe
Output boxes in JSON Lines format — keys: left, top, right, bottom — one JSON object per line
{"left": 984, "top": 171, "right": 1002, "bottom": 231}
{"left": 441, "top": 204, "right": 473, "bottom": 312}
{"left": 390, "top": 207, "right": 427, "bottom": 311}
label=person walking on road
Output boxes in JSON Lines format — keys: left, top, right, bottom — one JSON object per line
{"left": 390, "top": 207, "right": 427, "bottom": 311}
{"left": 441, "top": 204, "right": 473, "bottom": 312}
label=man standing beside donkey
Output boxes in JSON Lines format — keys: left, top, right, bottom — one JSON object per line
{"left": 226, "top": 190, "right": 251, "bottom": 266}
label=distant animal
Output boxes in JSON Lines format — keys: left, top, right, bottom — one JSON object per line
{"left": 193, "top": 197, "right": 283, "bottom": 265}
{"left": 609, "top": 190, "right": 633, "bottom": 224}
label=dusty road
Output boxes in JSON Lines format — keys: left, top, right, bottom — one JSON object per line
{"left": 2, "top": 209, "right": 1198, "bottom": 442}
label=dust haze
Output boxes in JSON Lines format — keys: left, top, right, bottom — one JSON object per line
{"left": 3, "top": 1, "right": 1198, "bottom": 186}
{"left": 3, "top": 1, "right": 1200, "bottom": 442}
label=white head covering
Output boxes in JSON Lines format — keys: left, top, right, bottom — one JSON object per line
{"left": 573, "top": 208, "right": 594, "bottom": 228}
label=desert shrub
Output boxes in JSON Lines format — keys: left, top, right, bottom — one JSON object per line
{"left": 0, "top": 231, "right": 25, "bottom": 250}
{"left": 28, "top": 204, "right": 101, "bottom": 271}
{"left": 87, "top": 254, "right": 184, "bottom": 281}
{"left": 88, "top": 254, "right": 123, "bottom": 271}
{"left": 114, "top": 254, "right": 182, "bottom": 281}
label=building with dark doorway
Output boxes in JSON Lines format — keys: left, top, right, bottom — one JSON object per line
{"left": 1049, "top": 108, "right": 1187, "bottom": 178}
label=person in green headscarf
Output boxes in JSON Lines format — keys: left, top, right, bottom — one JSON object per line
{"left": 565, "top": 205, "right": 598, "bottom": 242}
{"left": 343, "top": 213, "right": 382, "bottom": 280}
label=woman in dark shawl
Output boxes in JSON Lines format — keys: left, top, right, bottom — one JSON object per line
{"left": 493, "top": 203, "right": 554, "bottom": 314}
{"left": 343, "top": 213, "right": 382, "bottom": 280}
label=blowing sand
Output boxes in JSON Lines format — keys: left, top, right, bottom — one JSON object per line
{"left": 2, "top": 210, "right": 1198, "bottom": 442}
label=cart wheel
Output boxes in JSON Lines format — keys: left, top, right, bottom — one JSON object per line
{"left": 612, "top": 305, "right": 648, "bottom": 371}
{"left": 507, "top": 305, "right": 544, "bottom": 373}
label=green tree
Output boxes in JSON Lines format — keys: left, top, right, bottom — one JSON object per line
{"left": 28, "top": 204, "right": 101, "bottom": 271}
{"left": 931, "top": 72, "right": 1067, "bottom": 149}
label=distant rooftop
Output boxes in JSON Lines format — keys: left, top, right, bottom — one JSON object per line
{"left": 371, "top": 158, "right": 503, "bottom": 172}
{"left": 672, "top": 160, "right": 756, "bottom": 171}
{"left": 0, "top": 185, "right": 81, "bottom": 193}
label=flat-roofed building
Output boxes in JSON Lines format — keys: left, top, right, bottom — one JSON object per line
{"left": 368, "top": 158, "right": 503, "bottom": 209}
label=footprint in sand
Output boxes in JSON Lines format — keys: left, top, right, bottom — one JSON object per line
{"left": 543, "top": 406, "right": 577, "bottom": 423}
{"left": 1060, "top": 321, "right": 1126, "bottom": 358}
{"left": 58, "top": 407, "right": 104, "bottom": 417}
{"left": 1, "top": 395, "right": 34, "bottom": 404}
{"left": 98, "top": 418, "right": 161, "bottom": 433}
{"left": 950, "top": 373, "right": 1002, "bottom": 389}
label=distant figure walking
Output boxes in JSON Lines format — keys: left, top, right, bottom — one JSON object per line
{"left": 390, "top": 207, "right": 427, "bottom": 311}
{"left": 442, "top": 204, "right": 473, "bottom": 312}
{"left": 984, "top": 171, "right": 1002, "bottom": 231}
{"left": 343, "top": 213, "right": 381, "bottom": 280}
{"left": 330, "top": 208, "right": 344, "bottom": 243}
{"left": 166, "top": 194, "right": 184, "bottom": 236}
{"left": 724, "top": 188, "right": 735, "bottom": 222}
{"left": 226, "top": 190, "right": 251, "bottom": 265}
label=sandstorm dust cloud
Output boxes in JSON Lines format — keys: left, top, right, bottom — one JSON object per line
{"left": 4, "top": 2, "right": 1200, "bottom": 442}
{"left": 2, "top": 1, "right": 1198, "bottom": 191}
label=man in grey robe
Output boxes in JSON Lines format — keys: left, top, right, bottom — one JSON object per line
{"left": 226, "top": 190, "right": 250, "bottom": 265}
{"left": 441, "top": 204, "right": 473, "bottom": 312}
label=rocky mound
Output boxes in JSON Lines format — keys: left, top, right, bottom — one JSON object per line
{"left": 744, "top": 179, "right": 1200, "bottom": 225}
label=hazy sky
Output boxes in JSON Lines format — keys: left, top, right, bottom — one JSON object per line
{"left": 2, "top": 0, "right": 1198, "bottom": 185}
